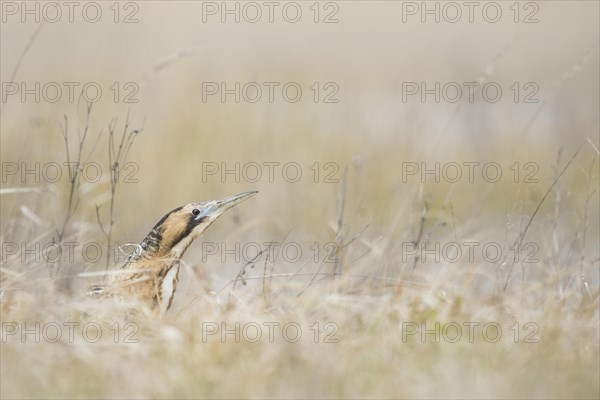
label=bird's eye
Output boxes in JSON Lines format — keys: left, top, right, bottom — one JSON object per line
{"left": 192, "top": 209, "right": 200, "bottom": 216}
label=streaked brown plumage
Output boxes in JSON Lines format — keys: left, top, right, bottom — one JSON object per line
{"left": 90, "top": 191, "right": 257, "bottom": 313}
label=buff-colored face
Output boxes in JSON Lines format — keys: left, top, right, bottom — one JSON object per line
{"left": 154, "top": 191, "right": 258, "bottom": 258}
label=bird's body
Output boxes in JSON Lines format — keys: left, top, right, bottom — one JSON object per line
{"left": 90, "top": 191, "right": 257, "bottom": 313}
{"left": 101, "top": 258, "right": 181, "bottom": 313}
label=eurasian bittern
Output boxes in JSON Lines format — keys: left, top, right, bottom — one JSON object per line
{"left": 90, "top": 191, "right": 257, "bottom": 313}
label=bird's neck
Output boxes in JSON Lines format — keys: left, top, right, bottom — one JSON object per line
{"left": 138, "top": 227, "right": 164, "bottom": 258}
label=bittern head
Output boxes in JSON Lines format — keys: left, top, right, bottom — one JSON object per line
{"left": 139, "top": 191, "right": 258, "bottom": 259}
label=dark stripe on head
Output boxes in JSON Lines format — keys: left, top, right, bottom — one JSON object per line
{"left": 151, "top": 206, "right": 184, "bottom": 232}
{"left": 172, "top": 214, "right": 201, "bottom": 246}
{"left": 169, "top": 214, "right": 212, "bottom": 249}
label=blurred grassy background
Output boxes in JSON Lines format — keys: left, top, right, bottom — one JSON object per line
{"left": 1, "top": 1, "right": 599, "bottom": 398}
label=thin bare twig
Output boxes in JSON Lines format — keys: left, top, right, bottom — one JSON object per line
{"left": 57, "top": 102, "right": 93, "bottom": 242}
{"left": 1, "top": 23, "right": 45, "bottom": 118}
{"left": 578, "top": 158, "right": 597, "bottom": 297}
{"left": 97, "top": 110, "right": 142, "bottom": 270}
{"left": 502, "top": 141, "right": 587, "bottom": 292}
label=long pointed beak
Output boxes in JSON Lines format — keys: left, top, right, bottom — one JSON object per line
{"left": 216, "top": 191, "right": 258, "bottom": 208}
{"left": 201, "top": 191, "right": 258, "bottom": 219}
